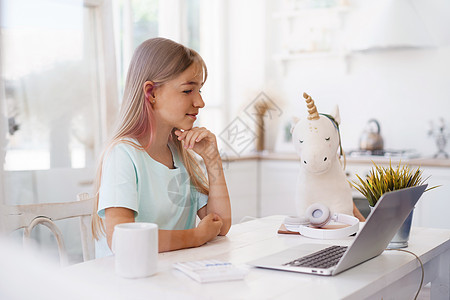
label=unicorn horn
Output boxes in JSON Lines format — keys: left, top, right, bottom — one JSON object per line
{"left": 303, "top": 92, "right": 319, "bottom": 120}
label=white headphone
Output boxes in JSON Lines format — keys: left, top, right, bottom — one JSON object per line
{"left": 284, "top": 203, "right": 359, "bottom": 240}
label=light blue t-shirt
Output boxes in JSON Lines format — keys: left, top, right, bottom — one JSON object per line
{"left": 96, "top": 138, "right": 208, "bottom": 257}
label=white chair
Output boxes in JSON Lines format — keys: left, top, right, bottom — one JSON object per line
{"left": 1, "top": 193, "right": 95, "bottom": 266}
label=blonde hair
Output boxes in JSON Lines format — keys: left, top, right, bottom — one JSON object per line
{"left": 92, "top": 38, "right": 209, "bottom": 239}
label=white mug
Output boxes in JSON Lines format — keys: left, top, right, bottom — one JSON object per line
{"left": 113, "top": 222, "right": 158, "bottom": 278}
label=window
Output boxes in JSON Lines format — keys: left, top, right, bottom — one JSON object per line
{"left": 113, "top": 0, "right": 159, "bottom": 95}
{"left": 0, "top": 0, "right": 119, "bottom": 263}
{"left": 1, "top": 0, "right": 102, "bottom": 171}
{"left": 114, "top": 0, "right": 227, "bottom": 139}
{"left": 114, "top": 0, "right": 202, "bottom": 95}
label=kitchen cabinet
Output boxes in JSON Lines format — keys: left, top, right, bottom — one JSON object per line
{"left": 224, "top": 158, "right": 300, "bottom": 223}
{"left": 413, "top": 166, "right": 450, "bottom": 229}
{"left": 259, "top": 160, "right": 299, "bottom": 217}
{"left": 223, "top": 160, "right": 258, "bottom": 224}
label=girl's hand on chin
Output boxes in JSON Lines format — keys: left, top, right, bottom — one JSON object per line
{"left": 174, "top": 127, "right": 219, "bottom": 161}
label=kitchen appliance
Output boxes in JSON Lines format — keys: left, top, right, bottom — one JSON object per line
{"left": 347, "top": 149, "right": 420, "bottom": 159}
{"left": 359, "top": 119, "right": 384, "bottom": 151}
{"left": 428, "top": 118, "right": 449, "bottom": 158}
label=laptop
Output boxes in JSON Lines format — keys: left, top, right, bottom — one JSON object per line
{"left": 248, "top": 184, "right": 427, "bottom": 276}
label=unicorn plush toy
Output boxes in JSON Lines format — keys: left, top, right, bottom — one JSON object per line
{"left": 291, "top": 93, "right": 364, "bottom": 220}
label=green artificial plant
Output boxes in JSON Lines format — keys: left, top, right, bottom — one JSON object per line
{"left": 351, "top": 161, "right": 439, "bottom": 207}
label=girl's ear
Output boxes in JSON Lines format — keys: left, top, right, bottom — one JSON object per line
{"left": 143, "top": 81, "right": 156, "bottom": 100}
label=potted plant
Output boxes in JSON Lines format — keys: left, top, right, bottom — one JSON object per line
{"left": 351, "top": 161, "right": 438, "bottom": 248}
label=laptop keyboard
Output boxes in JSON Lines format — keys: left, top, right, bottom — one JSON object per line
{"left": 283, "top": 245, "right": 348, "bottom": 269}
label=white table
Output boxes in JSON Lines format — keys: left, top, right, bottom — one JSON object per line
{"left": 65, "top": 216, "right": 450, "bottom": 300}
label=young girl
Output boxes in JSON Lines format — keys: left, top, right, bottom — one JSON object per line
{"left": 92, "top": 37, "right": 231, "bottom": 257}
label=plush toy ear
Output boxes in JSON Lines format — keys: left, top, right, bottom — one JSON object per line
{"left": 290, "top": 116, "right": 300, "bottom": 133}
{"left": 330, "top": 105, "right": 341, "bottom": 125}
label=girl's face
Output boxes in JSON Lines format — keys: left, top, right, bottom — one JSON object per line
{"left": 152, "top": 63, "right": 205, "bottom": 131}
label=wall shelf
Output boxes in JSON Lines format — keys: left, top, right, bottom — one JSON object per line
{"left": 273, "top": 6, "right": 349, "bottom": 19}
{"left": 273, "top": 51, "right": 349, "bottom": 75}
{"left": 273, "top": 51, "right": 346, "bottom": 61}
{"left": 272, "top": 3, "right": 350, "bottom": 74}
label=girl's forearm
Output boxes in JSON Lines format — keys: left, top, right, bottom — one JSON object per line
{"left": 158, "top": 228, "right": 203, "bottom": 252}
{"left": 203, "top": 156, "right": 232, "bottom": 235}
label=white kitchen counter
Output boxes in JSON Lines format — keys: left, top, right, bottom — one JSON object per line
{"left": 222, "top": 151, "right": 450, "bottom": 168}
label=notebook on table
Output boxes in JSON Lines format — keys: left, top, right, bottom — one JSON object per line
{"left": 248, "top": 185, "right": 427, "bottom": 276}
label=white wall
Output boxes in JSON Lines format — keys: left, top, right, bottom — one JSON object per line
{"left": 227, "top": 0, "right": 266, "bottom": 115}
{"left": 270, "top": 47, "right": 450, "bottom": 155}
{"left": 226, "top": 0, "right": 450, "bottom": 157}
